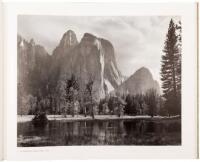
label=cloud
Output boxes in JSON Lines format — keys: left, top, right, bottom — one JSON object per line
{"left": 18, "top": 15, "right": 180, "bottom": 85}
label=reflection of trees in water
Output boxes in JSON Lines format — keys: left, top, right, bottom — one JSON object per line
{"left": 97, "top": 121, "right": 107, "bottom": 144}
{"left": 91, "top": 122, "right": 99, "bottom": 144}
{"left": 64, "top": 121, "right": 93, "bottom": 145}
{"left": 18, "top": 119, "right": 181, "bottom": 146}
{"left": 64, "top": 122, "right": 79, "bottom": 145}
{"left": 123, "top": 120, "right": 181, "bottom": 145}
{"left": 62, "top": 120, "right": 127, "bottom": 145}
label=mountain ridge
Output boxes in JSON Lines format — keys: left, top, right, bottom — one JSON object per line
{"left": 18, "top": 30, "right": 160, "bottom": 104}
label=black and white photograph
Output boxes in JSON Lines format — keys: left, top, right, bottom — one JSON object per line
{"left": 17, "top": 15, "right": 182, "bottom": 147}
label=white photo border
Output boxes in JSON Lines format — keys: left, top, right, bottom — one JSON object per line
{"left": 3, "top": 2, "right": 198, "bottom": 159}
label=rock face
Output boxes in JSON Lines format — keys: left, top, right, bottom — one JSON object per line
{"left": 17, "top": 35, "right": 51, "bottom": 114}
{"left": 49, "top": 30, "right": 79, "bottom": 89}
{"left": 18, "top": 30, "right": 123, "bottom": 104}
{"left": 54, "top": 32, "right": 122, "bottom": 101}
{"left": 116, "top": 67, "right": 160, "bottom": 95}
{"left": 17, "top": 35, "right": 51, "bottom": 96}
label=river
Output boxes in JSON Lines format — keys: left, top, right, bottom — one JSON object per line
{"left": 17, "top": 117, "right": 181, "bottom": 146}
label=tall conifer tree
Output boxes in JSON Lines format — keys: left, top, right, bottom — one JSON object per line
{"left": 161, "top": 19, "right": 181, "bottom": 115}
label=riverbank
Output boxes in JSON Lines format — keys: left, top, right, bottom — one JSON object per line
{"left": 17, "top": 115, "right": 180, "bottom": 123}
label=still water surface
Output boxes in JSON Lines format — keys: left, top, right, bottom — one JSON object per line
{"left": 17, "top": 119, "right": 181, "bottom": 146}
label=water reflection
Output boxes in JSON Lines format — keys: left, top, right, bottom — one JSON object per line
{"left": 17, "top": 119, "right": 181, "bottom": 146}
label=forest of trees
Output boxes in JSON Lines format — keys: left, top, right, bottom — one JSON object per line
{"left": 24, "top": 73, "right": 163, "bottom": 117}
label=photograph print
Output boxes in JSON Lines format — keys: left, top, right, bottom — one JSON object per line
{"left": 17, "top": 16, "right": 182, "bottom": 147}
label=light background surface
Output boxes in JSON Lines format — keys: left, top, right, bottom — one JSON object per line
{"left": 0, "top": 1, "right": 3, "bottom": 161}
{"left": 3, "top": 2, "right": 198, "bottom": 160}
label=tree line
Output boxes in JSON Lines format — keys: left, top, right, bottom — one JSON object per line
{"left": 23, "top": 73, "right": 164, "bottom": 117}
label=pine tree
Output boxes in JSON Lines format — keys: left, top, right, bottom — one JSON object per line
{"left": 83, "top": 78, "right": 94, "bottom": 117}
{"left": 161, "top": 19, "right": 181, "bottom": 115}
{"left": 144, "top": 89, "right": 158, "bottom": 117}
{"left": 65, "top": 74, "right": 79, "bottom": 116}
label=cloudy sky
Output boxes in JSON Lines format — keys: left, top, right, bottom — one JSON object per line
{"left": 18, "top": 15, "right": 180, "bottom": 85}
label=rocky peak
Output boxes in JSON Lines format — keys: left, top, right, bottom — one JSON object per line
{"left": 132, "top": 67, "right": 153, "bottom": 80}
{"left": 116, "top": 67, "right": 160, "bottom": 95}
{"left": 52, "top": 30, "right": 78, "bottom": 57}
{"left": 80, "top": 33, "right": 101, "bottom": 48}
{"left": 81, "top": 33, "right": 96, "bottom": 42}
{"left": 29, "top": 38, "right": 35, "bottom": 46}
{"left": 59, "top": 30, "right": 78, "bottom": 48}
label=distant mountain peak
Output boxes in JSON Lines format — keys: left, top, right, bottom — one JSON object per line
{"left": 116, "top": 67, "right": 160, "bottom": 95}
{"left": 132, "top": 66, "right": 153, "bottom": 79}
{"left": 138, "top": 66, "right": 148, "bottom": 71}
{"left": 135, "top": 66, "right": 151, "bottom": 74}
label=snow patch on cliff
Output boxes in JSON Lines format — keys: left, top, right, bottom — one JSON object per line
{"left": 20, "top": 40, "right": 24, "bottom": 47}
{"left": 111, "top": 61, "right": 119, "bottom": 78}
{"left": 111, "top": 61, "right": 121, "bottom": 85}
{"left": 104, "top": 79, "right": 114, "bottom": 93}
{"left": 94, "top": 38, "right": 101, "bottom": 50}
{"left": 69, "top": 31, "right": 72, "bottom": 46}
{"left": 95, "top": 38, "right": 105, "bottom": 98}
